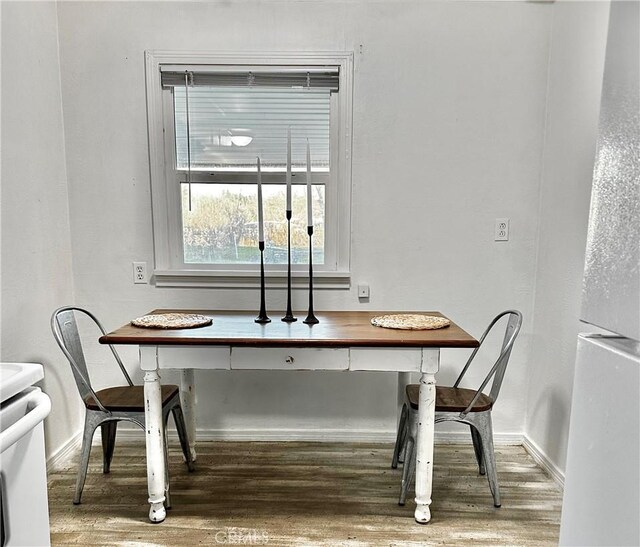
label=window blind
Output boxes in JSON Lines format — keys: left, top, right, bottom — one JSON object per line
{"left": 161, "top": 66, "right": 339, "bottom": 91}
{"left": 173, "top": 86, "right": 331, "bottom": 171}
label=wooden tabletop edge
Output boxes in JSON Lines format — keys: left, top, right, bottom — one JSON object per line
{"left": 99, "top": 310, "right": 478, "bottom": 348}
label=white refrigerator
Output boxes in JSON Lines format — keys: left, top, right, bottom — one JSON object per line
{"left": 559, "top": 2, "right": 640, "bottom": 546}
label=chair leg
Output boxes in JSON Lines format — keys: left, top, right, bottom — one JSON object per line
{"left": 162, "top": 411, "right": 172, "bottom": 510}
{"left": 474, "top": 413, "right": 501, "bottom": 507}
{"left": 470, "top": 424, "right": 485, "bottom": 476}
{"left": 101, "top": 421, "right": 118, "bottom": 474}
{"left": 399, "top": 422, "right": 409, "bottom": 464}
{"left": 172, "top": 406, "right": 195, "bottom": 472}
{"left": 399, "top": 436, "right": 415, "bottom": 506}
{"left": 392, "top": 403, "right": 408, "bottom": 469}
{"left": 74, "top": 413, "right": 101, "bottom": 505}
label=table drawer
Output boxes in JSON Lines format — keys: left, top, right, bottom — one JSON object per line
{"left": 349, "top": 348, "right": 422, "bottom": 372}
{"left": 157, "top": 346, "right": 231, "bottom": 370}
{"left": 230, "top": 347, "right": 349, "bottom": 370}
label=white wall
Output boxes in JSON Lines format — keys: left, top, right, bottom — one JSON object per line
{"left": 525, "top": 0, "right": 609, "bottom": 476}
{"left": 0, "top": 0, "right": 614, "bottom": 466}
{"left": 0, "top": 2, "right": 81, "bottom": 458}
{"left": 55, "top": 0, "right": 551, "bottom": 439}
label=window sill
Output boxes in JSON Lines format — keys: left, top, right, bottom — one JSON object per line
{"left": 153, "top": 269, "right": 351, "bottom": 289}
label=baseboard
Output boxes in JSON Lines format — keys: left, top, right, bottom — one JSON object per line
{"left": 435, "top": 430, "right": 523, "bottom": 445}
{"left": 47, "top": 430, "right": 82, "bottom": 473}
{"left": 115, "top": 427, "right": 397, "bottom": 443}
{"left": 522, "top": 434, "right": 565, "bottom": 488}
{"left": 114, "top": 426, "right": 524, "bottom": 445}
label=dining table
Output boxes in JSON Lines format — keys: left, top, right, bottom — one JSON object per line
{"left": 100, "top": 309, "right": 478, "bottom": 524}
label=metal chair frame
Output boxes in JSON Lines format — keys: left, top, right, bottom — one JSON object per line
{"left": 392, "top": 310, "right": 523, "bottom": 508}
{"left": 51, "top": 306, "right": 194, "bottom": 506}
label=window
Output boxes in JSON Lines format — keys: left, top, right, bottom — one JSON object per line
{"left": 145, "top": 52, "right": 353, "bottom": 288}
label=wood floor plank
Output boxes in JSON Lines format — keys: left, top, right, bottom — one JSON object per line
{"left": 47, "top": 442, "right": 562, "bottom": 546}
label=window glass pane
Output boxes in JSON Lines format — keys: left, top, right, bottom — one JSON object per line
{"left": 174, "top": 87, "right": 330, "bottom": 172}
{"left": 181, "top": 183, "right": 325, "bottom": 265}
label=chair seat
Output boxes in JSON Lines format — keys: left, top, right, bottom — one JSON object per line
{"left": 406, "top": 384, "right": 494, "bottom": 413}
{"left": 84, "top": 385, "right": 179, "bottom": 412}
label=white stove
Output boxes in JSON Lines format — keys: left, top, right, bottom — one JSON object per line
{"left": 0, "top": 363, "right": 51, "bottom": 547}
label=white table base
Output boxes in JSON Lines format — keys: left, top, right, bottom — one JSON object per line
{"left": 140, "top": 345, "right": 440, "bottom": 524}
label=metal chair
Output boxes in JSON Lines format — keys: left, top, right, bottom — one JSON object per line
{"left": 51, "top": 306, "right": 194, "bottom": 506}
{"left": 392, "top": 310, "right": 523, "bottom": 507}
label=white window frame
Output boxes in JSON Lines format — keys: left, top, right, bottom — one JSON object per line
{"left": 144, "top": 50, "right": 353, "bottom": 288}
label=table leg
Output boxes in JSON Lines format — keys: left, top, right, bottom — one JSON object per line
{"left": 414, "top": 349, "right": 439, "bottom": 524}
{"left": 140, "top": 346, "right": 167, "bottom": 523}
{"left": 180, "top": 369, "right": 197, "bottom": 462}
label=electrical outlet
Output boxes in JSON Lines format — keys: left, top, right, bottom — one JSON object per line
{"left": 133, "top": 262, "right": 148, "bottom": 284}
{"left": 358, "top": 284, "right": 370, "bottom": 299}
{"left": 495, "top": 218, "right": 510, "bottom": 241}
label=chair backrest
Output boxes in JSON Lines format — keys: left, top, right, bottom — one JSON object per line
{"left": 453, "top": 310, "right": 523, "bottom": 414}
{"left": 51, "top": 306, "right": 133, "bottom": 410}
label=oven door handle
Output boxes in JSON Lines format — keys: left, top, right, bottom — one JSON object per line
{"left": 0, "top": 389, "right": 51, "bottom": 454}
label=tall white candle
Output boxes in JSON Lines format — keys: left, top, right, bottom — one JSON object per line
{"left": 257, "top": 157, "right": 264, "bottom": 242}
{"left": 306, "top": 139, "right": 312, "bottom": 227}
{"left": 286, "top": 127, "right": 292, "bottom": 211}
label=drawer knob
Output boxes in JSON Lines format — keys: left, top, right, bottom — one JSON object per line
{"left": 285, "top": 355, "right": 295, "bottom": 364}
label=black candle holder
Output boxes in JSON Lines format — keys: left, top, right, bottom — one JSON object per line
{"left": 255, "top": 241, "right": 270, "bottom": 324}
{"left": 303, "top": 225, "right": 319, "bottom": 324}
{"left": 282, "top": 210, "right": 297, "bottom": 322}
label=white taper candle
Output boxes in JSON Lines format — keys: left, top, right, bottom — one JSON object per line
{"left": 306, "top": 139, "right": 312, "bottom": 227}
{"left": 257, "top": 157, "right": 264, "bottom": 242}
{"left": 286, "top": 127, "right": 292, "bottom": 211}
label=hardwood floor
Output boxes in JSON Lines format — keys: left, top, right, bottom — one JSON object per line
{"left": 47, "top": 441, "right": 562, "bottom": 546}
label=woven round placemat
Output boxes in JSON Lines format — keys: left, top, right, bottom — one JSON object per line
{"left": 131, "top": 313, "right": 213, "bottom": 329}
{"left": 370, "top": 314, "right": 451, "bottom": 330}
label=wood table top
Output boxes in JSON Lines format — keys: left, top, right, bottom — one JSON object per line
{"left": 100, "top": 310, "right": 478, "bottom": 349}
